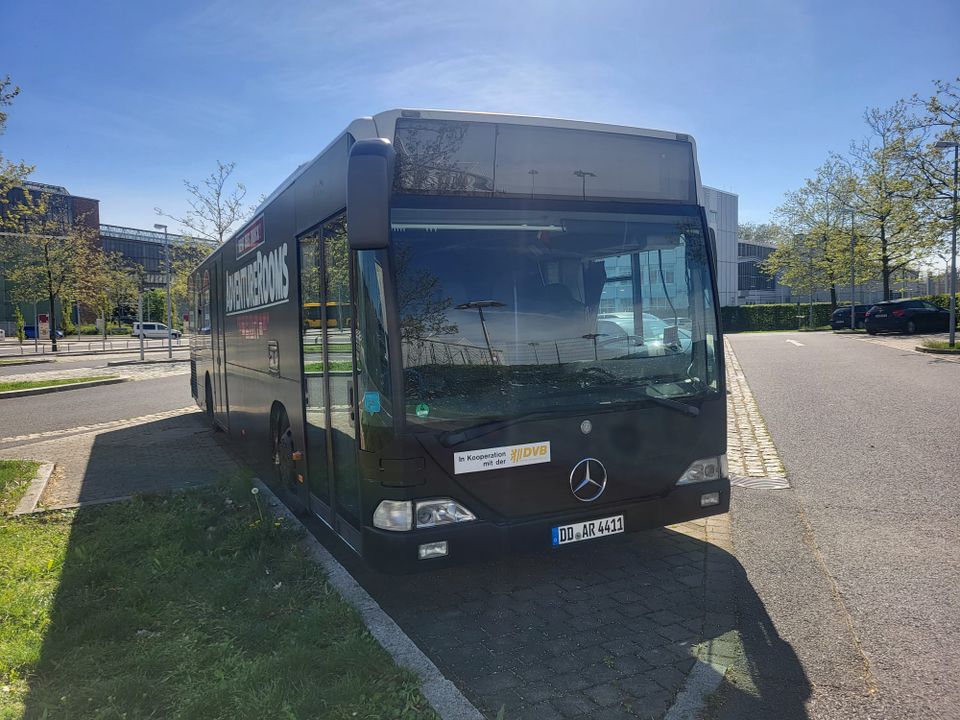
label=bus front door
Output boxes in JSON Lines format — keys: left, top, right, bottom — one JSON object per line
{"left": 300, "top": 216, "right": 362, "bottom": 551}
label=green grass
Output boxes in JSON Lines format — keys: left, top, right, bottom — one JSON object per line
{"left": 0, "top": 478, "right": 436, "bottom": 720}
{"left": 0, "top": 376, "right": 114, "bottom": 392}
{"left": 920, "top": 339, "right": 960, "bottom": 352}
{"left": 0, "top": 460, "right": 39, "bottom": 515}
{"left": 304, "top": 361, "right": 353, "bottom": 373}
{"left": 302, "top": 343, "right": 351, "bottom": 354}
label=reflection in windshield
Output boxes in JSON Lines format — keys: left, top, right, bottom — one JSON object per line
{"left": 391, "top": 206, "right": 718, "bottom": 427}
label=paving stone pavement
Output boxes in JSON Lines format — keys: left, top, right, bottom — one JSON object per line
{"left": 0, "top": 409, "right": 240, "bottom": 507}
{"left": 0, "top": 342, "right": 791, "bottom": 720}
{"left": 724, "top": 339, "right": 786, "bottom": 482}
{"left": 351, "top": 515, "right": 736, "bottom": 720}
{"left": 2, "top": 360, "right": 190, "bottom": 384}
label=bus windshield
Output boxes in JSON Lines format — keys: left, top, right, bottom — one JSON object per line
{"left": 391, "top": 204, "right": 720, "bottom": 430}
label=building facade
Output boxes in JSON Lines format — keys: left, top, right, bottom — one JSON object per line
{"left": 1, "top": 183, "right": 212, "bottom": 335}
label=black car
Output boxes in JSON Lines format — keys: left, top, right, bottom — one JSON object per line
{"left": 864, "top": 299, "right": 953, "bottom": 335}
{"left": 830, "top": 304, "right": 872, "bottom": 330}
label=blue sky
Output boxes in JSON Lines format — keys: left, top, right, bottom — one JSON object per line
{"left": 2, "top": 0, "right": 957, "bottom": 230}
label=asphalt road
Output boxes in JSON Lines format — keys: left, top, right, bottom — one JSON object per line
{"left": 726, "top": 331, "right": 960, "bottom": 720}
{"left": 0, "top": 374, "right": 193, "bottom": 441}
{"left": 0, "top": 351, "right": 190, "bottom": 377}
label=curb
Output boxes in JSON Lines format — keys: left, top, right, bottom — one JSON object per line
{"left": 254, "top": 479, "right": 484, "bottom": 720}
{"left": 0, "top": 346, "right": 188, "bottom": 360}
{"left": 106, "top": 357, "right": 189, "bottom": 367}
{"left": 914, "top": 345, "right": 960, "bottom": 355}
{"left": 663, "top": 660, "right": 728, "bottom": 720}
{"left": 0, "top": 377, "right": 127, "bottom": 399}
{"left": 662, "top": 513, "right": 738, "bottom": 720}
{"left": 13, "top": 461, "right": 55, "bottom": 515}
{"left": 0, "top": 358, "right": 56, "bottom": 367}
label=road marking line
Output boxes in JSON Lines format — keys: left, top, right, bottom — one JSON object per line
{"left": 786, "top": 339, "right": 805, "bottom": 347}
{"left": 0, "top": 406, "right": 197, "bottom": 445}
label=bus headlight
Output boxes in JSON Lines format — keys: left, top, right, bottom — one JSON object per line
{"left": 373, "top": 500, "right": 412, "bottom": 531}
{"left": 676, "top": 455, "right": 728, "bottom": 485}
{"left": 415, "top": 499, "right": 476, "bottom": 528}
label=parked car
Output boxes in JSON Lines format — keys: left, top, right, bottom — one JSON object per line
{"left": 596, "top": 312, "right": 691, "bottom": 353}
{"left": 133, "top": 322, "right": 181, "bottom": 339}
{"left": 830, "top": 304, "right": 873, "bottom": 330}
{"left": 864, "top": 299, "right": 953, "bottom": 335}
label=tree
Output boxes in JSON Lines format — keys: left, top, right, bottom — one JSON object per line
{"left": 738, "top": 222, "right": 785, "bottom": 246}
{"left": 169, "top": 238, "right": 213, "bottom": 326}
{"left": 0, "top": 75, "right": 34, "bottom": 232}
{"left": 155, "top": 161, "right": 250, "bottom": 244}
{"left": 905, "top": 78, "right": 960, "bottom": 265}
{"left": 847, "top": 102, "right": 935, "bottom": 300}
{"left": 769, "top": 157, "right": 868, "bottom": 307}
{"left": 13, "top": 305, "right": 24, "bottom": 344}
{"left": 1, "top": 192, "right": 98, "bottom": 351}
{"left": 73, "top": 242, "right": 138, "bottom": 338}
{"left": 760, "top": 233, "right": 823, "bottom": 312}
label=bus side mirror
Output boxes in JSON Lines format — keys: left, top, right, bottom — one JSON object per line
{"left": 347, "top": 138, "right": 396, "bottom": 250}
{"left": 708, "top": 227, "right": 717, "bottom": 267}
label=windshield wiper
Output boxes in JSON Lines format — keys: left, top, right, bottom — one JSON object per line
{"left": 644, "top": 391, "right": 700, "bottom": 417}
{"left": 438, "top": 411, "right": 555, "bottom": 447}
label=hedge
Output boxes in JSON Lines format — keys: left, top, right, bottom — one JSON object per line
{"left": 721, "top": 303, "right": 833, "bottom": 332}
{"left": 721, "top": 294, "right": 960, "bottom": 333}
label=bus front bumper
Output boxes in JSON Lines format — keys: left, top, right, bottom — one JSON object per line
{"left": 361, "top": 479, "right": 730, "bottom": 573}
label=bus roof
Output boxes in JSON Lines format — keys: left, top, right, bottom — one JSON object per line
{"left": 234, "top": 109, "right": 703, "bottom": 246}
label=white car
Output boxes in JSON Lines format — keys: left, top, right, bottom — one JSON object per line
{"left": 133, "top": 322, "right": 181, "bottom": 339}
{"left": 596, "top": 312, "right": 690, "bottom": 352}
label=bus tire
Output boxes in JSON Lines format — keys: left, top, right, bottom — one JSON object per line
{"left": 273, "top": 407, "right": 296, "bottom": 492}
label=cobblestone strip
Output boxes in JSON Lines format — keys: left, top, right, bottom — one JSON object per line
{"left": 0, "top": 406, "right": 198, "bottom": 446}
{"left": 724, "top": 338, "right": 787, "bottom": 483}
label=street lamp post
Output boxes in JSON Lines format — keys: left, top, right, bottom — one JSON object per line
{"left": 848, "top": 209, "right": 856, "bottom": 330}
{"left": 573, "top": 169, "right": 596, "bottom": 200}
{"left": 154, "top": 223, "right": 173, "bottom": 358}
{"left": 455, "top": 300, "right": 505, "bottom": 365}
{"left": 935, "top": 141, "right": 958, "bottom": 348}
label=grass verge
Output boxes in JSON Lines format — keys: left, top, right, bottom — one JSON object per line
{"left": 304, "top": 361, "right": 353, "bottom": 373}
{"left": 0, "top": 376, "right": 114, "bottom": 392}
{"left": 0, "top": 460, "right": 40, "bottom": 515}
{"left": 920, "top": 339, "right": 960, "bottom": 352}
{"left": 0, "top": 477, "right": 436, "bottom": 720}
{"left": 302, "top": 343, "right": 351, "bottom": 354}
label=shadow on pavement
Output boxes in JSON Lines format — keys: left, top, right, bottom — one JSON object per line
{"left": 48, "top": 412, "right": 241, "bottom": 506}
{"left": 312, "top": 516, "right": 812, "bottom": 720}
{"left": 706, "top": 556, "right": 812, "bottom": 720}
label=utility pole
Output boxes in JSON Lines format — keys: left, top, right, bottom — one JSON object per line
{"left": 849, "top": 210, "right": 856, "bottom": 330}
{"left": 934, "top": 141, "right": 958, "bottom": 348}
{"left": 137, "top": 271, "right": 145, "bottom": 361}
{"left": 154, "top": 224, "right": 173, "bottom": 358}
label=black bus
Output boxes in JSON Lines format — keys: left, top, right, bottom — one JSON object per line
{"left": 189, "top": 109, "right": 729, "bottom": 571}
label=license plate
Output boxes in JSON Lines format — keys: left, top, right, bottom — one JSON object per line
{"left": 552, "top": 515, "right": 624, "bottom": 546}
{"left": 876, "top": 313, "right": 887, "bottom": 318}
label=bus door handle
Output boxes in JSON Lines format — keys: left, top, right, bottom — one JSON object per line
{"left": 347, "top": 383, "right": 355, "bottom": 426}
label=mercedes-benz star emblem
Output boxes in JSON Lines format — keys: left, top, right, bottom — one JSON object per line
{"left": 569, "top": 458, "right": 607, "bottom": 502}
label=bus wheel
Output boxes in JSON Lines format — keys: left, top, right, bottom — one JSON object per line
{"left": 274, "top": 409, "right": 297, "bottom": 492}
